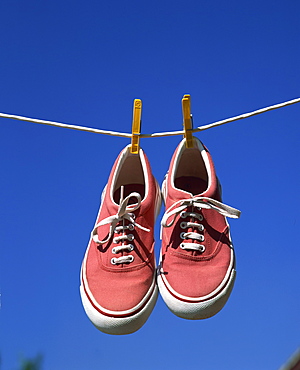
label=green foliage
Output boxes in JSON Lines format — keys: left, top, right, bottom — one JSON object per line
{"left": 19, "top": 354, "right": 43, "bottom": 370}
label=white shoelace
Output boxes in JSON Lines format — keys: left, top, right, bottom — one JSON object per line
{"left": 161, "top": 196, "right": 241, "bottom": 252}
{"left": 92, "top": 192, "right": 150, "bottom": 265}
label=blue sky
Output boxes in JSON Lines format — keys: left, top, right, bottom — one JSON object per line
{"left": 0, "top": 1, "right": 299, "bottom": 369}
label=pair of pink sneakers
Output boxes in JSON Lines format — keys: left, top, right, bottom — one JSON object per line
{"left": 80, "top": 137, "right": 240, "bottom": 335}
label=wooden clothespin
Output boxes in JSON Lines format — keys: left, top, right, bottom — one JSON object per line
{"left": 130, "top": 99, "right": 142, "bottom": 154}
{"left": 182, "top": 94, "right": 195, "bottom": 148}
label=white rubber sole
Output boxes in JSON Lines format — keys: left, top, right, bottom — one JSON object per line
{"left": 80, "top": 282, "right": 158, "bottom": 335}
{"left": 157, "top": 267, "right": 236, "bottom": 320}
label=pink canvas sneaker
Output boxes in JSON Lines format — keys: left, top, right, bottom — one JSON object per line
{"left": 157, "top": 138, "right": 240, "bottom": 320}
{"left": 80, "top": 145, "right": 161, "bottom": 335}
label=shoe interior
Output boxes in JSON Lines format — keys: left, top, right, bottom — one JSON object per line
{"left": 113, "top": 153, "right": 145, "bottom": 204}
{"left": 174, "top": 147, "right": 208, "bottom": 195}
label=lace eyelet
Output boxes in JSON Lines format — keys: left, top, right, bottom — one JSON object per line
{"left": 199, "top": 235, "right": 204, "bottom": 242}
{"left": 128, "top": 255, "right": 134, "bottom": 263}
{"left": 180, "top": 243, "right": 185, "bottom": 249}
{"left": 112, "top": 247, "right": 116, "bottom": 254}
{"left": 180, "top": 221, "right": 187, "bottom": 229}
{"left": 180, "top": 211, "right": 188, "bottom": 218}
{"left": 128, "top": 244, "right": 134, "bottom": 251}
{"left": 111, "top": 257, "right": 116, "bottom": 265}
{"left": 128, "top": 224, "right": 135, "bottom": 231}
{"left": 199, "top": 245, "right": 205, "bottom": 253}
{"left": 127, "top": 234, "right": 134, "bottom": 241}
{"left": 198, "top": 224, "right": 204, "bottom": 231}
{"left": 113, "top": 238, "right": 119, "bottom": 244}
{"left": 180, "top": 232, "right": 186, "bottom": 240}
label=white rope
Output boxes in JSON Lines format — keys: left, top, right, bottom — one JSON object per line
{"left": 0, "top": 97, "right": 299, "bottom": 138}
{"left": 0, "top": 112, "right": 132, "bottom": 138}
{"left": 193, "top": 97, "right": 300, "bottom": 133}
{"left": 141, "top": 97, "right": 300, "bottom": 137}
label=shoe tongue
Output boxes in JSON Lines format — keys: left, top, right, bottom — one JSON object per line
{"left": 174, "top": 176, "right": 208, "bottom": 196}
{"left": 113, "top": 184, "right": 145, "bottom": 205}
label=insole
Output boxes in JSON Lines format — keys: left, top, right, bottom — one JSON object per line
{"left": 113, "top": 184, "right": 145, "bottom": 204}
{"left": 175, "top": 176, "right": 208, "bottom": 195}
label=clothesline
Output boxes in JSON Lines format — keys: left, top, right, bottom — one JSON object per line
{"left": 0, "top": 97, "right": 299, "bottom": 138}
